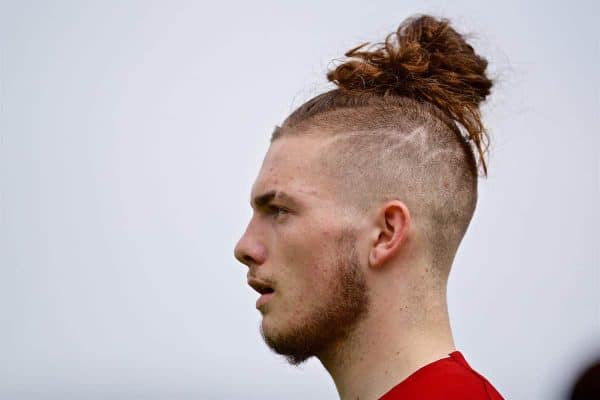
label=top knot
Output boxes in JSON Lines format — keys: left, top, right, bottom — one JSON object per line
{"left": 327, "top": 15, "right": 491, "bottom": 105}
{"left": 327, "top": 15, "right": 494, "bottom": 175}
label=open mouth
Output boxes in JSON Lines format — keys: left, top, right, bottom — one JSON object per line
{"left": 256, "top": 288, "right": 275, "bottom": 308}
{"left": 248, "top": 277, "right": 275, "bottom": 296}
{"left": 257, "top": 287, "right": 274, "bottom": 295}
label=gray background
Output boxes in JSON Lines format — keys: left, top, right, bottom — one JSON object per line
{"left": 1, "top": 1, "right": 598, "bottom": 399}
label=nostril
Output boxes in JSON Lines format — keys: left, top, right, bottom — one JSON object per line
{"left": 234, "top": 244, "right": 252, "bottom": 265}
{"left": 234, "top": 237, "right": 266, "bottom": 266}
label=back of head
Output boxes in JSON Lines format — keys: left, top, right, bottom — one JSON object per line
{"left": 272, "top": 15, "right": 494, "bottom": 280}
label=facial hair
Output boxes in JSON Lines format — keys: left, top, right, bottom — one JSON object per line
{"left": 259, "top": 230, "right": 370, "bottom": 365}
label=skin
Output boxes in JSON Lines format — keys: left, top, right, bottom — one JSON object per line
{"left": 234, "top": 134, "right": 456, "bottom": 400}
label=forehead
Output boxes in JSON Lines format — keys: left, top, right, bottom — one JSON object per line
{"left": 250, "top": 134, "right": 333, "bottom": 203}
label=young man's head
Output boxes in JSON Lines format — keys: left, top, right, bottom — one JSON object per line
{"left": 234, "top": 15, "right": 493, "bottom": 366}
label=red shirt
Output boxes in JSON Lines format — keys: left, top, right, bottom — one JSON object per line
{"left": 378, "top": 351, "right": 505, "bottom": 399}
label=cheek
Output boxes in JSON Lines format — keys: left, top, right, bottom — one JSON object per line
{"left": 273, "top": 221, "right": 320, "bottom": 261}
{"left": 290, "top": 244, "right": 337, "bottom": 295}
{"left": 274, "top": 217, "right": 340, "bottom": 289}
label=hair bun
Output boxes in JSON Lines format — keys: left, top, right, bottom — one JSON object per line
{"left": 327, "top": 14, "right": 494, "bottom": 174}
{"left": 327, "top": 14, "right": 492, "bottom": 105}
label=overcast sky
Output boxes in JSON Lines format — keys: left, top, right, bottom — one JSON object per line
{"left": 1, "top": 1, "right": 599, "bottom": 399}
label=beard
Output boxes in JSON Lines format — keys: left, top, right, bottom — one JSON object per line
{"left": 259, "top": 229, "right": 370, "bottom": 366}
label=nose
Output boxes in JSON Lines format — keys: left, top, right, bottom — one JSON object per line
{"left": 234, "top": 225, "right": 266, "bottom": 268}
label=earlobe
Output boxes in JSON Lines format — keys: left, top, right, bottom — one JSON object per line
{"left": 368, "top": 201, "right": 410, "bottom": 269}
{"left": 368, "top": 244, "right": 382, "bottom": 269}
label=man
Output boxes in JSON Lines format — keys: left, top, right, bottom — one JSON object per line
{"left": 234, "top": 14, "right": 505, "bottom": 399}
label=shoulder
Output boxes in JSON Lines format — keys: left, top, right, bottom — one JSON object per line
{"left": 379, "top": 351, "right": 505, "bottom": 400}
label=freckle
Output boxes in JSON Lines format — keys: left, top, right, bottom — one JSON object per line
{"left": 385, "top": 369, "right": 389, "bottom": 375}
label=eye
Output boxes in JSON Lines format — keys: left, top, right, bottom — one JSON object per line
{"left": 268, "top": 205, "right": 289, "bottom": 219}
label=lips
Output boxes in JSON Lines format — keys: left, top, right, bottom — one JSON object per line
{"left": 247, "top": 277, "right": 275, "bottom": 295}
{"left": 248, "top": 277, "right": 276, "bottom": 308}
{"left": 256, "top": 292, "right": 275, "bottom": 308}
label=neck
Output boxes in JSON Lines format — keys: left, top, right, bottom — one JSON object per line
{"left": 317, "top": 287, "right": 455, "bottom": 400}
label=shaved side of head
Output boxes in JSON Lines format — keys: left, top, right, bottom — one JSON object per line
{"left": 269, "top": 15, "right": 493, "bottom": 282}
{"left": 272, "top": 96, "right": 478, "bottom": 281}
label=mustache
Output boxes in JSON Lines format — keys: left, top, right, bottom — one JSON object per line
{"left": 247, "top": 272, "right": 276, "bottom": 287}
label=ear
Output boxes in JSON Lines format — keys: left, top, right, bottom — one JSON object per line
{"left": 368, "top": 201, "right": 411, "bottom": 269}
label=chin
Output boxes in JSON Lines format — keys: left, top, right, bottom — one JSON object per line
{"left": 260, "top": 312, "right": 294, "bottom": 344}
{"left": 260, "top": 312, "right": 278, "bottom": 334}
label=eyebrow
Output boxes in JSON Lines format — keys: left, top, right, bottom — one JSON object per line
{"left": 250, "top": 190, "right": 300, "bottom": 210}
